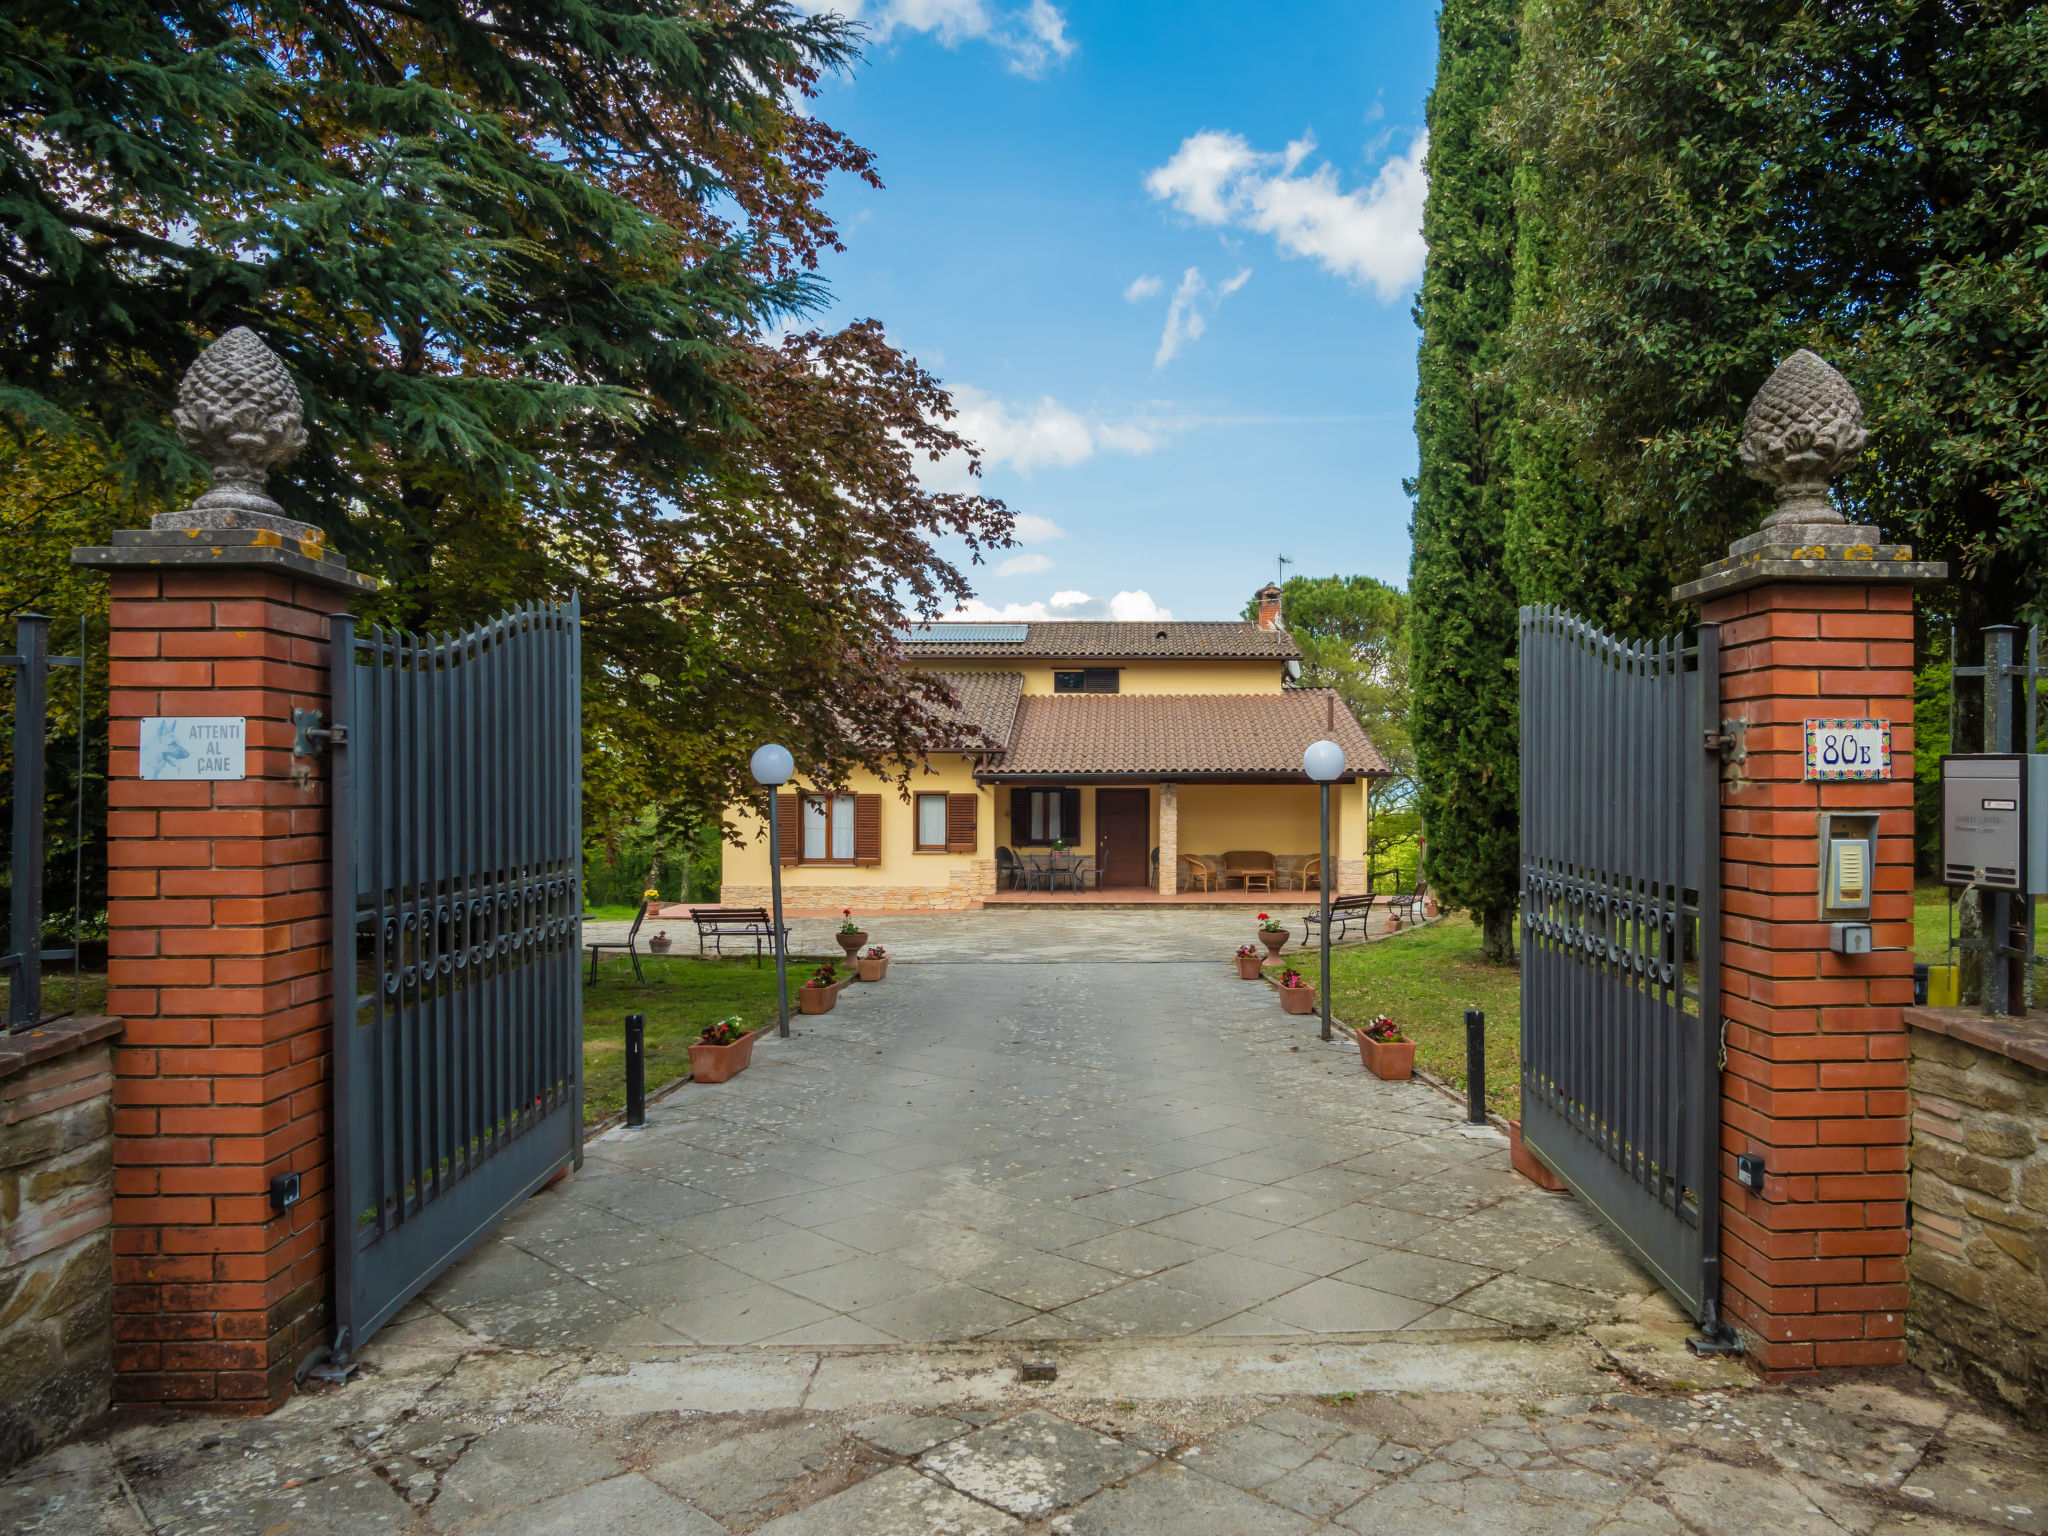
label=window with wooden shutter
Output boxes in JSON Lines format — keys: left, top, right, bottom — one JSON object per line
{"left": 1007, "top": 785, "right": 1078, "bottom": 845}
{"left": 1061, "top": 787, "right": 1082, "bottom": 844}
{"left": 853, "top": 793, "right": 882, "bottom": 865}
{"left": 1010, "top": 786, "right": 1031, "bottom": 842}
{"left": 946, "top": 793, "right": 978, "bottom": 853}
{"left": 776, "top": 793, "right": 799, "bottom": 865}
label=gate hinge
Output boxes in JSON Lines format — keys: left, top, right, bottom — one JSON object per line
{"left": 1704, "top": 717, "right": 1748, "bottom": 762}
{"left": 292, "top": 708, "right": 347, "bottom": 757}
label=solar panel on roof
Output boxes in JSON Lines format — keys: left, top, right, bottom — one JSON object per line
{"left": 901, "top": 623, "right": 1029, "bottom": 643}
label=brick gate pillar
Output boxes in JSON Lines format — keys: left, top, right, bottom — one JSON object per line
{"left": 1675, "top": 350, "right": 1945, "bottom": 1373}
{"left": 72, "top": 328, "right": 376, "bottom": 1412}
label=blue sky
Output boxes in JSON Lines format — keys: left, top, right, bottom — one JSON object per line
{"left": 798, "top": 0, "right": 1439, "bottom": 623}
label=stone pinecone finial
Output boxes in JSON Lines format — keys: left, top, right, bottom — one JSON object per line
{"left": 170, "top": 327, "right": 307, "bottom": 520}
{"left": 1738, "top": 349, "right": 1868, "bottom": 530}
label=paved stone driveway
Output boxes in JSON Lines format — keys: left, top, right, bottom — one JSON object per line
{"left": 426, "top": 957, "right": 1650, "bottom": 1349}
{"left": 16, "top": 1313, "right": 2047, "bottom": 1534}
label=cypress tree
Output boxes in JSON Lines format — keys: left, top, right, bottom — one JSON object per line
{"left": 1409, "top": 0, "right": 1523, "bottom": 962}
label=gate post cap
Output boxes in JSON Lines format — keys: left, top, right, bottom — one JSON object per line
{"left": 163, "top": 327, "right": 309, "bottom": 525}
{"left": 1739, "top": 349, "right": 1866, "bottom": 532}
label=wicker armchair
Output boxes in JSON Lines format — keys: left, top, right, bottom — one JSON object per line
{"left": 1290, "top": 854, "right": 1322, "bottom": 892}
{"left": 1182, "top": 854, "right": 1219, "bottom": 893}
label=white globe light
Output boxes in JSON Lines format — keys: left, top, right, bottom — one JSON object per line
{"left": 750, "top": 743, "right": 795, "bottom": 787}
{"left": 1302, "top": 738, "right": 1346, "bottom": 783}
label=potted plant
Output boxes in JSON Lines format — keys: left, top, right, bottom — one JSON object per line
{"left": 648, "top": 929, "right": 673, "bottom": 954}
{"left": 642, "top": 886, "right": 661, "bottom": 913}
{"left": 689, "top": 1015, "right": 761, "bottom": 1083}
{"left": 1234, "top": 944, "right": 1265, "bottom": 980}
{"left": 1276, "top": 966, "right": 1316, "bottom": 1014}
{"left": 857, "top": 945, "right": 889, "bottom": 982}
{"left": 1256, "top": 912, "right": 1289, "bottom": 958}
{"left": 836, "top": 908, "right": 868, "bottom": 961}
{"left": 798, "top": 961, "right": 842, "bottom": 1014}
{"left": 1353, "top": 1015, "right": 1415, "bottom": 1080}
{"left": 1385, "top": 907, "right": 1404, "bottom": 934}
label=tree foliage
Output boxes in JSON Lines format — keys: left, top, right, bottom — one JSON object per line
{"left": 1, "top": 0, "right": 1013, "bottom": 851}
{"left": 1246, "top": 574, "right": 1413, "bottom": 770}
{"left": 1502, "top": 0, "right": 2048, "bottom": 633}
{"left": 1409, "top": 0, "right": 1524, "bottom": 961}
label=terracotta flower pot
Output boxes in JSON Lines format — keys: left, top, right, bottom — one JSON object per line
{"left": 798, "top": 983, "right": 837, "bottom": 1015}
{"left": 1385, "top": 912, "right": 1403, "bottom": 934}
{"left": 1279, "top": 984, "right": 1316, "bottom": 1015}
{"left": 1258, "top": 929, "right": 1289, "bottom": 957}
{"left": 1509, "top": 1119, "right": 1568, "bottom": 1191}
{"left": 648, "top": 933, "right": 673, "bottom": 954}
{"left": 1354, "top": 1029, "right": 1415, "bottom": 1080}
{"left": 836, "top": 931, "right": 867, "bottom": 960}
{"left": 1235, "top": 953, "right": 1264, "bottom": 980}
{"left": 858, "top": 954, "right": 889, "bottom": 982}
{"left": 689, "top": 1029, "right": 760, "bottom": 1084}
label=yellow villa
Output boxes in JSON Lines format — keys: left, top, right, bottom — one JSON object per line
{"left": 721, "top": 585, "right": 1390, "bottom": 911}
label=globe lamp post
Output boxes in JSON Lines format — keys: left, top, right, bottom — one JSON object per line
{"left": 1302, "top": 739, "right": 1347, "bottom": 1043}
{"left": 750, "top": 744, "right": 796, "bottom": 1037}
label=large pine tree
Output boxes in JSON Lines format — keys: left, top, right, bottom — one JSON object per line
{"left": 1409, "top": 0, "right": 1523, "bottom": 962}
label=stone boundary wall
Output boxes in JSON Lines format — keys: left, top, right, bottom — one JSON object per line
{"left": 1904, "top": 1007, "right": 2047, "bottom": 1429}
{"left": 0, "top": 1015, "right": 121, "bottom": 1472}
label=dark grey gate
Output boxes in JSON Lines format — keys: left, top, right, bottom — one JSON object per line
{"left": 1518, "top": 606, "right": 1729, "bottom": 1338}
{"left": 330, "top": 599, "right": 583, "bottom": 1362}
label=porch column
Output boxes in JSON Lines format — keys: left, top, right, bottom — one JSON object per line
{"left": 1157, "top": 783, "right": 1178, "bottom": 895}
{"left": 1673, "top": 350, "right": 1944, "bottom": 1374}
{"left": 71, "top": 329, "right": 377, "bottom": 1412}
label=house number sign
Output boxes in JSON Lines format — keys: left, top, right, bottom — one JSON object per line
{"left": 1804, "top": 718, "right": 1891, "bottom": 782}
{"left": 140, "top": 717, "right": 247, "bottom": 781}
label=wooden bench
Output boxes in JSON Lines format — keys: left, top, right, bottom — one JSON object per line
{"left": 1385, "top": 880, "right": 1430, "bottom": 926}
{"left": 689, "top": 906, "right": 789, "bottom": 965}
{"left": 1302, "top": 892, "right": 1377, "bottom": 945}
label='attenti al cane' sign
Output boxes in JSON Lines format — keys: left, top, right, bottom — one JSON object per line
{"left": 140, "top": 716, "right": 247, "bottom": 780}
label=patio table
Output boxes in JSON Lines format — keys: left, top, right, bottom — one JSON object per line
{"left": 1023, "top": 852, "right": 1085, "bottom": 892}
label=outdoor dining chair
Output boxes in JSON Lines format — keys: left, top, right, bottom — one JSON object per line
{"left": 584, "top": 900, "right": 648, "bottom": 983}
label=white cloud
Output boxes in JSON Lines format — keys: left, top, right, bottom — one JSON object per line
{"left": 996, "top": 551, "right": 1056, "bottom": 576}
{"left": 923, "top": 386, "right": 1164, "bottom": 487}
{"left": 1154, "top": 265, "right": 1251, "bottom": 369}
{"left": 817, "top": 0, "right": 1075, "bottom": 75}
{"left": 950, "top": 589, "right": 1174, "bottom": 622}
{"left": 1145, "top": 128, "right": 1428, "bottom": 301}
{"left": 1123, "top": 274, "right": 1163, "bottom": 303}
{"left": 1011, "top": 513, "right": 1066, "bottom": 542}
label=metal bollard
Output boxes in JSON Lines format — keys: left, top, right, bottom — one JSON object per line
{"left": 1464, "top": 1009, "right": 1486, "bottom": 1124}
{"left": 625, "top": 1012, "right": 646, "bottom": 1129}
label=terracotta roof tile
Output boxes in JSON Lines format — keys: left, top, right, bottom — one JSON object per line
{"left": 988, "top": 690, "right": 1388, "bottom": 778}
{"left": 923, "top": 671, "right": 1023, "bottom": 749}
{"left": 901, "top": 621, "right": 1302, "bottom": 662}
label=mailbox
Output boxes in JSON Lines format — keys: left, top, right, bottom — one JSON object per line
{"left": 1940, "top": 754, "right": 2047, "bottom": 893}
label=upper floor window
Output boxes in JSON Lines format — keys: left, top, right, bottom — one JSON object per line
{"left": 1053, "top": 668, "right": 1120, "bottom": 694}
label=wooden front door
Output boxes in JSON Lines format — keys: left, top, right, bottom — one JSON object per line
{"left": 1095, "top": 789, "right": 1150, "bottom": 888}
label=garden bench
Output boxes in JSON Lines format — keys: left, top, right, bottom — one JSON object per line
{"left": 1385, "top": 880, "right": 1431, "bottom": 926}
{"left": 689, "top": 906, "right": 789, "bottom": 965}
{"left": 1302, "top": 892, "right": 1377, "bottom": 945}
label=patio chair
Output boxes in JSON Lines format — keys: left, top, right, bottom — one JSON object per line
{"left": 1290, "top": 854, "right": 1323, "bottom": 892}
{"left": 1221, "top": 850, "right": 1278, "bottom": 892}
{"left": 585, "top": 900, "right": 648, "bottom": 983}
{"left": 996, "top": 845, "right": 1025, "bottom": 890}
{"left": 1181, "top": 854, "right": 1218, "bottom": 893}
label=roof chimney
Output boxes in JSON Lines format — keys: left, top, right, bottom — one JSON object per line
{"left": 1254, "top": 583, "right": 1283, "bottom": 630}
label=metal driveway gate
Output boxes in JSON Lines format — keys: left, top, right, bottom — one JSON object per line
{"left": 330, "top": 599, "right": 583, "bottom": 1363}
{"left": 1518, "top": 606, "right": 1728, "bottom": 1338}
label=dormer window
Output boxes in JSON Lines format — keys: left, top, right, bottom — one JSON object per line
{"left": 1053, "top": 668, "right": 1120, "bottom": 694}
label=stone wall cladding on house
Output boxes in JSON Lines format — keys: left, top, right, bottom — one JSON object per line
{"left": 721, "top": 864, "right": 993, "bottom": 913}
{"left": 0, "top": 1018, "right": 121, "bottom": 1472}
{"left": 1906, "top": 1022, "right": 2048, "bottom": 1428}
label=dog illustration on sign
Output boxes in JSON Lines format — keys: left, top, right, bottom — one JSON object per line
{"left": 139, "top": 717, "right": 246, "bottom": 780}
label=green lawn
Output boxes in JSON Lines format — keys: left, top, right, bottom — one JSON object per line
{"left": 580, "top": 953, "right": 796, "bottom": 1123}
{"left": 583, "top": 902, "right": 648, "bottom": 922}
{"left": 1285, "top": 915, "right": 1524, "bottom": 1119}
{"left": 0, "top": 967, "right": 110, "bottom": 1022}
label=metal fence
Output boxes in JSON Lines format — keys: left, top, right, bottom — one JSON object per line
{"left": 2, "top": 614, "right": 86, "bottom": 1032}
{"left": 330, "top": 598, "right": 583, "bottom": 1363}
{"left": 1518, "top": 605, "right": 1728, "bottom": 1339}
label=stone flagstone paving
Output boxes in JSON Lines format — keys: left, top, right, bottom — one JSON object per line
{"left": 432, "top": 956, "right": 1652, "bottom": 1350}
